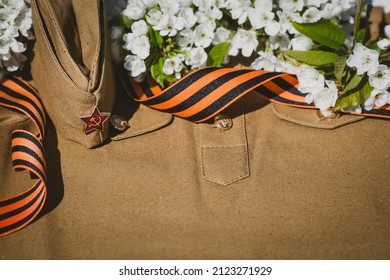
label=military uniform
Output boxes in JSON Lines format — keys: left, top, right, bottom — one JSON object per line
{"left": 0, "top": 1, "right": 389, "bottom": 259}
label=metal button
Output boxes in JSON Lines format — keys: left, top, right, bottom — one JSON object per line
{"left": 110, "top": 115, "right": 128, "bottom": 131}
{"left": 212, "top": 114, "right": 233, "bottom": 131}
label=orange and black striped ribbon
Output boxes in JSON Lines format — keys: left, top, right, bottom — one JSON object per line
{"left": 0, "top": 77, "right": 47, "bottom": 237}
{"left": 121, "top": 67, "right": 390, "bottom": 121}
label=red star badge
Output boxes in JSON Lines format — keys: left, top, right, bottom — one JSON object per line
{"left": 80, "top": 106, "right": 111, "bottom": 134}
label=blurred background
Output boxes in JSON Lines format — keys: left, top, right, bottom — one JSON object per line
{"left": 373, "top": 0, "right": 390, "bottom": 12}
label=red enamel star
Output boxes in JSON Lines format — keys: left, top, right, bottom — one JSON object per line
{"left": 80, "top": 106, "right": 110, "bottom": 134}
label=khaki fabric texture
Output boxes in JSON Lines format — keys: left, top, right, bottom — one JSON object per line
{"left": 272, "top": 103, "right": 366, "bottom": 129}
{"left": 1, "top": 92, "right": 389, "bottom": 260}
{"left": 30, "top": 0, "right": 115, "bottom": 148}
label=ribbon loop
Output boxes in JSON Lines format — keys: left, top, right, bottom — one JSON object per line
{"left": 0, "top": 77, "right": 47, "bottom": 237}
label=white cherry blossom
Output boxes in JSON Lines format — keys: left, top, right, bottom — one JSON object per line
{"left": 320, "top": 3, "right": 342, "bottom": 20}
{"left": 194, "top": 23, "right": 215, "bottom": 48}
{"left": 296, "top": 66, "right": 325, "bottom": 96}
{"left": 122, "top": 0, "right": 145, "bottom": 20}
{"left": 193, "top": 0, "right": 215, "bottom": 11}
{"left": 0, "top": 8, "right": 17, "bottom": 29}
{"left": 159, "top": 0, "right": 180, "bottom": 15}
{"left": 0, "top": 39, "right": 12, "bottom": 59}
{"left": 131, "top": 20, "right": 148, "bottom": 35}
{"left": 378, "top": 24, "right": 390, "bottom": 49}
{"left": 212, "top": 27, "right": 231, "bottom": 45}
{"left": 0, "top": 0, "right": 33, "bottom": 73}
{"left": 9, "top": 38, "right": 25, "bottom": 53}
{"left": 186, "top": 47, "right": 208, "bottom": 69}
{"left": 132, "top": 35, "right": 151, "bottom": 59}
{"left": 385, "top": 25, "right": 390, "bottom": 38}
{"left": 377, "top": 38, "right": 390, "bottom": 50}
{"left": 229, "top": 29, "right": 258, "bottom": 57}
{"left": 153, "top": 14, "right": 185, "bottom": 37}
{"left": 215, "top": 0, "right": 228, "bottom": 8}
{"left": 196, "top": 5, "right": 223, "bottom": 26}
{"left": 368, "top": 65, "right": 390, "bottom": 91}
{"left": 277, "top": 11, "right": 303, "bottom": 34}
{"left": 15, "top": 6, "right": 32, "bottom": 37}
{"left": 331, "top": 0, "right": 355, "bottom": 12}
{"left": 291, "top": 35, "right": 313, "bottom": 51}
{"left": 178, "top": 0, "right": 193, "bottom": 7}
{"left": 144, "top": 0, "right": 159, "bottom": 6}
{"left": 269, "top": 34, "right": 291, "bottom": 50}
{"left": 123, "top": 33, "right": 150, "bottom": 59}
{"left": 124, "top": 55, "right": 147, "bottom": 77}
{"left": 247, "top": 0, "right": 280, "bottom": 36}
{"left": 178, "top": 8, "right": 197, "bottom": 28}
{"left": 225, "top": 0, "right": 251, "bottom": 24}
{"left": 123, "top": 33, "right": 137, "bottom": 50}
{"left": 346, "top": 43, "right": 380, "bottom": 75}
{"left": 364, "top": 89, "right": 390, "bottom": 111}
{"left": 163, "top": 56, "right": 184, "bottom": 75}
{"left": 275, "top": 60, "right": 299, "bottom": 75}
{"left": 279, "top": 0, "right": 305, "bottom": 13}
{"left": 3, "top": 26, "right": 19, "bottom": 39}
{"left": 178, "top": 28, "right": 195, "bottom": 48}
{"left": 302, "top": 7, "right": 321, "bottom": 23}
{"left": 306, "top": 0, "right": 328, "bottom": 7}
{"left": 146, "top": 9, "right": 163, "bottom": 26}
{"left": 313, "top": 80, "right": 338, "bottom": 112}
{"left": 251, "top": 51, "right": 280, "bottom": 71}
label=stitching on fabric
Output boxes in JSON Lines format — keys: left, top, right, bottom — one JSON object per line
{"left": 272, "top": 103, "right": 365, "bottom": 129}
{"left": 111, "top": 115, "right": 173, "bottom": 140}
{"left": 31, "top": 1, "right": 94, "bottom": 94}
{"left": 200, "top": 147, "right": 250, "bottom": 186}
{"left": 200, "top": 103, "right": 250, "bottom": 186}
{"left": 44, "top": 0, "right": 89, "bottom": 86}
{"left": 202, "top": 144, "right": 246, "bottom": 148}
{"left": 88, "top": 0, "right": 104, "bottom": 92}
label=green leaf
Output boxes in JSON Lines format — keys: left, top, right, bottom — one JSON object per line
{"left": 334, "top": 56, "right": 347, "bottom": 82}
{"left": 110, "top": 15, "right": 133, "bottom": 29}
{"left": 292, "top": 21, "right": 346, "bottom": 50}
{"left": 207, "top": 42, "right": 231, "bottom": 67}
{"left": 151, "top": 57, "right": 165, "bottom": 88}
{"left": 342, "top": 73, "right": 364, "bottom": 93}
{"left": 149, "top": 27, "right": 164, "bottom": 48}
{"left": 356, "top": 28, "right": 370, "bottom": 44}
{"left": 282, "top": 50, "right": 339, "bottom": 66}
{"left": 165, "top": 75, "right": 177, "bottom": 84}
{"left": 333, "top": 76, "right": 373, "bottom": 111}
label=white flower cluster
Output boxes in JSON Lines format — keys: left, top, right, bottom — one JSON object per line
{"left": 248, "top": 0, "right": 357, "bottom": 116}
{"left": 115, "top": 0, "right": 389, "bottom": 114}
{"left": 118, "top": 0, "right": 228, "bottom": 78}
{"left": 297, "top": 35, "right": 390, "bottom": 115}
{"left": 0, "top": 0, "right": 32, "bottom": 77}
{"left": 347, "top": 42, "right": 390, "bottom": 111}
{"left": 117, "top": 0, "right": 356, "bottom": 77}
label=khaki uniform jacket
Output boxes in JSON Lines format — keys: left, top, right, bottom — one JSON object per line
{"left": 0, "top": 2, "right": 389, "bottom": 260}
